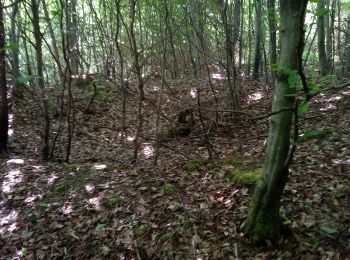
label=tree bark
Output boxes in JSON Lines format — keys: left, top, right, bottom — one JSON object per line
{"left": 317, "top": 0, "right": 330, "bottom": 75}
{"left": 245, "top": 0, "right": 308, "bottom": 243}
{"left": 0, "top": 2, "right": 8, "bottom": 155}
{"left": 31, "top": 0, "right": 51, "bottom": 160}
{"left": 267, "top": 0, "right": 277, "bottom": 85}
{"left": 252, "top": 0, "right": 262, "bottom": 80}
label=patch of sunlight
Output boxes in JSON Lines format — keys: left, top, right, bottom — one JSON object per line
{"left": 71, "top": 74, "right": 87, "bottom": 79}
{"left": 211, "top": 73, "right": 225, "bottom": 80}
{"left": 332, "top": 159, "right": 350, "bottom": 165}
{"left": 0, "top": 210, "right": 18, "bottom": 234}
{"left": 94, "top": 164, "right": 107, "bottom": 170}
{"left": 61, "top": 202, "right": 73, "bottom": 215}
{"left": 319, "top": 103, "right": 336, "bottom": 111}
{"left": 6, "top": 159, "right": 24, "bottom": 165}
{"left": 142, "top": 143, "right": 154, "bottom": 158}
{"left": 190, "top": 88, "right": 197, "bottom": 98}
{"left": 248, "top": 92, "right": 264, "bottom": 102}
{"left": 2, "top": 170, "right": 23, "bottom": 193}
{"left": 341, "top": 90, "right": 350, "bottom": 96}
{"left": 127, "top": 135, "right": 135, "bottom": 141}
{"left": 32, "top": 165, "right": 44, "bottom": 172}
{"left": 24, "top": 194, "right": 43, "bottom": 206}
{"left": 152, "top": 85, "right": 160, "bottom": 91}
{"left": 85, "top": 184, "right": 95, "bottom": 194}
{"left": 326, "top": 96, "right": 342, "bottom": 102}
{"left": 47, "top": 175, "right": 58, "bottom": 186}
{"left": 88, "top": 196, "right": 102, "bottom": 210}
{"left": 8, "top": 113, "right": 14, "bottom": 135}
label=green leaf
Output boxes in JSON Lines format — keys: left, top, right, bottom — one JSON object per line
{"left": 96, "top": 223, "right": 108, "bottom": 230}
{"left": 284, "top": 93, "right": 297, "bottom": 97}
{"left": 315, "top": 8, "right": 329, "bottom": 17}
{"left": 298, "top": 100, "right": 309, "bottom": 116}
{"left": 309, "top": 0, "right": 321, "bottom": 3}
{"left": 302, "top": 130, "right": 323, "bottom": 139}
{"left": 320, "top": 226, "right": 337, "bottom": 235}
{"left": 335, "top": 191, "right": 345, "bottom": 199}
{"left": 288, "top": 71, "right": 299, "bottom": 88}
{"left": 1, "top": 43, "right": 20, "bottom": 51}
{"left": 17, "top": 75, "right": 33, "bottom": 85}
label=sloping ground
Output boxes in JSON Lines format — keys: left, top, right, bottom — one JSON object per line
{"left": 0, "top": 78, "right": 349, "bottom": 259}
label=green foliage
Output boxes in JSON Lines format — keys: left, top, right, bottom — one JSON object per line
{"left": 160, "top": 183, "right": 176, "bottom": 195}
{"left": 182, "top": 160, "right": 202, "bottom": 172}
{"left": 182, "top": 220, "right": 193, "bottom": 230}
{"left": 1, "top": 43, "right": 20, "bottom": 50}
{"left": 287, "top": 71, "right": 299, "bottom": 88}
{"left": 50, "top": 181, "right": 69, "bottom": 196}
{"left": 299, "top": 128, "right": 332, "bottom": 143}
{"left": 49, "top": 172, "right": 89, "bottom": 196}
{"left": 102, "top": 196, "right": 123, "bottom": 209}
{"left": 161, "top": 124, "right": 191, "bottom": 141}
{"left": 315, "top": 8, "right": 329, "bottom": 17}
{"left": 320, "top": 226, "right": 337, "bottom": 235}
{"left": 96, "top": 223, "right": 108, "bottom": 230}
{"left": 228, "top": 168, "right": 262, "bottom": 184}
{"left": 158, "top": 230, "right": 176, "bottom": 242}
{"left": 298, "top": 100, "right": 309, "bottom": 116}
{"left": 222, "top": 156, "right": 245, "bottom": 165}
{"left": 208, "top": 166, "right": 221, "bottom": 175}
{"left": 134, "top": 224, "right": 151, "bottom": 236}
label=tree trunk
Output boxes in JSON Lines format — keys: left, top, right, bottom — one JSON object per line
{"left": 0, "top": 2, "right": 8, "bottom": 155}
{"left": 344, "top": 16, "right": 350, "bottom": 76}
{"left": 245, "top": 0, "right": 308, "bottom": 243}
{"left": 31, "top": 0, "right": 51, "bottom": 160}
{"left": 267, "top": 0, "right": 277, "bottom": 85}
{"left": 252, "top": 0, "right": 262, "bottom": 80}
{"left": 317, "top": 0, "right": 330, "bottom": 76}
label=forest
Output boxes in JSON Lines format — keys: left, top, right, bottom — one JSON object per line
{"left": 0, "top": 0, "right": 349, "bottom": 258}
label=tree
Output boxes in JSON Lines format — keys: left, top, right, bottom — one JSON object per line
{"left": 245, "top": 0, "right": 308, "bottom": 243}
{"left": 31, "top": 0, "right": 51, "bottom": 160}
{"left": 252, "top": 0, "right": 262, "bottom": 80}
{"left": 0, "top": 1, "right": 8, "bottom": 156}
{"left": 317, "top": 0, "right": 330, "bottom": 75}
{"left": 267, "top": 0, "right": 277, "bottom": 84}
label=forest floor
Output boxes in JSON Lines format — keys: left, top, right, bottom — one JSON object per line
{"left": 1, "top": 76, "right": 350, "bottom": 259}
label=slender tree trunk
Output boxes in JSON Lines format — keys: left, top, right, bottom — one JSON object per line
{"left": 317, "top": 0, "right": 330, "bottom": 76}
{"left": 245, "top": 0, "right": 308, "bottom": 243}
{"left": 0, "top": 2, "right": 8, "bottom": 156}
{"left": 267, "top": 0, "right": 277, "bottom": 85}
{"left": 253, "top": 0, "right": 262, "bottom": 80}
{"left": 31, "top": 0, "right": 51, "bottom": 160}
{"left": 344, "top": 16, "right": 350, "bottom": 76}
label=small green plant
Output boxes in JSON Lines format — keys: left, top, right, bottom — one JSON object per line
{"left": 208, "top": 167, "right": 221, "bottom": 175}
{"left": 102, "top": 195, "right": 122, "bottom": 209}
{"left": 50, "top": 181, "right": 70, "bottom": 196}
{"left": 64, "top": 163, "right": 94, "bottom": 174}
{"left": 228, "top": 168, "right": 262, "bottom": 184}
{"left": 161, "top": 124, "right": 191, "bottom": 141}
{"left": 21, "top": 248, "right": 29, "bottom": 257}
{"left": 161, "top": 183, "right": 176, "bottom": 195}
{"left": 222, "top": 156, "right": 245, "bottom": 165}
{"left": 159, "top": 230, "right": 176, "bottom": 242}
{"left": 183, "top": 160, "right": 202, "bottom": 172}
{"left": 134, "top": 224, "right": 151, "bottom": 236}
{"left": 182, "top": 220, "right": 193, "bottom": 230}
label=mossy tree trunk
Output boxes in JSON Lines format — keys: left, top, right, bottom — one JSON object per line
{"left": 245, "top": 0, "right": 308, "bottom": 243}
